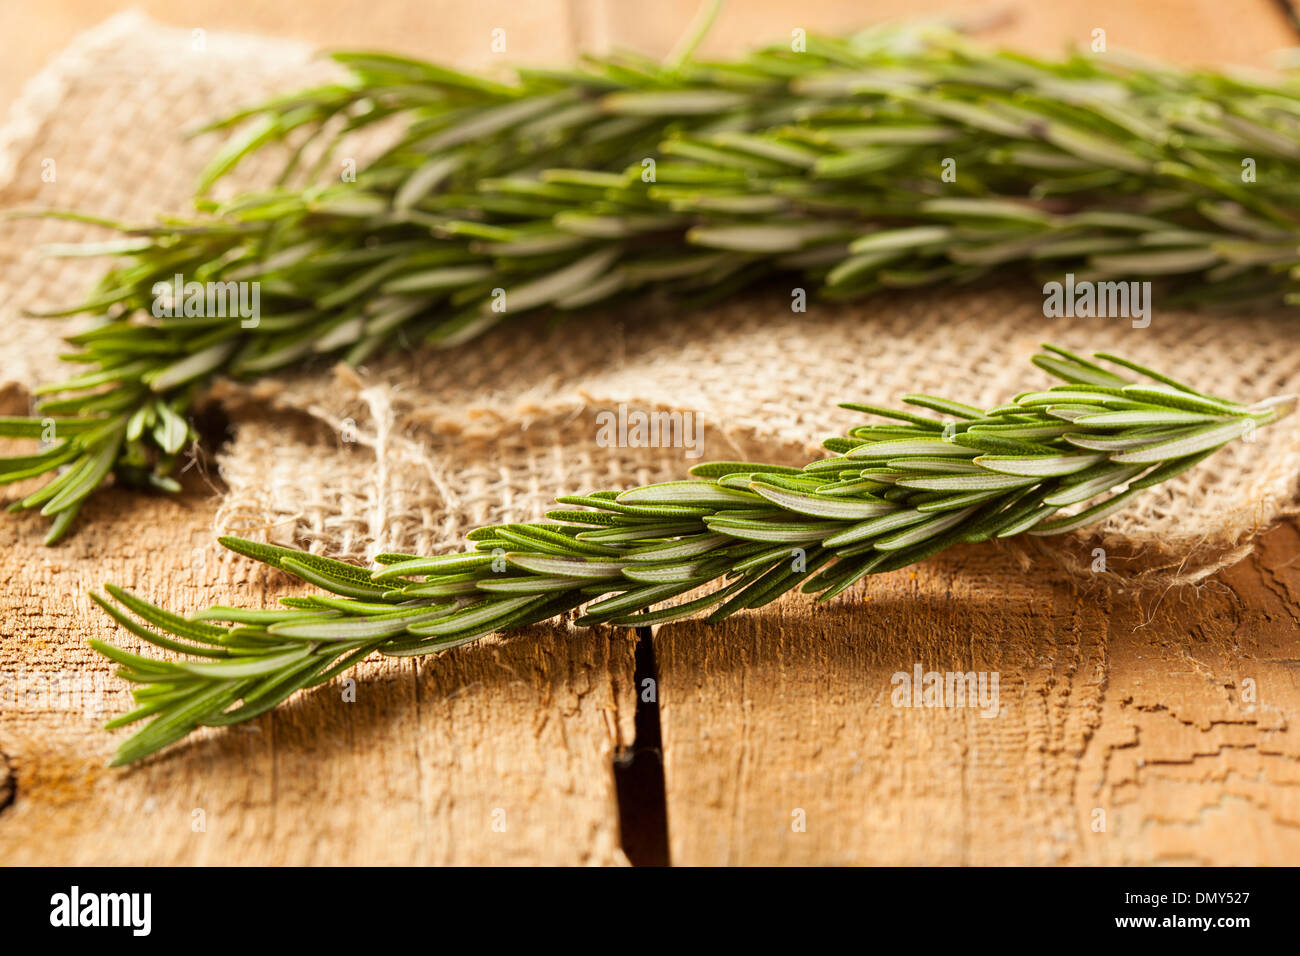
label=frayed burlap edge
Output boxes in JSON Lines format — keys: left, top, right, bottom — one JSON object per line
{"left": 207, "top": 288, "right": 1300, "bottom": 591}
{"left": 1, "top": 16, "right": 1298, "bottom": 592}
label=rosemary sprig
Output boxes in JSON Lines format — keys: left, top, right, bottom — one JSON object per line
{"left": 90, "top": 346, "right": 1293, "bottom": 765}
{"left": 6, "top": 24, "right": 1300, "bottom": 542}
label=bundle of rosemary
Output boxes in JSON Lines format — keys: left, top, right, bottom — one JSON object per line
{"left": 5, "top": 21, "right": 1300, "bottom": 542}
{"left": 91, "top": 346, "right": 1293, "bottom": 764}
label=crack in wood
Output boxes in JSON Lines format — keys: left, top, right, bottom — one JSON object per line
{"left": 611, "top": 627, "right": 670, "bottom": 866}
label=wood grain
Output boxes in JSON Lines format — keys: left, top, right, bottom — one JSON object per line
{"left": 0, "top": 462, "right": 637, "bottom": 865}
{"left": 653, "top": 523, "right": 1300, "bottom": 865}
{"left": 5, "top": 0, "right": 1293, "bottom": 109}
{"left": 2, "top": 0, "right": 1299, "bottom": 867}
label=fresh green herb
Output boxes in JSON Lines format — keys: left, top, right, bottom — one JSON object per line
{"left": 91, "top": 346, "right": 1293, "bottom": 764}
{"left": 5, "top": 22, "right": 1300, "bottom": 541}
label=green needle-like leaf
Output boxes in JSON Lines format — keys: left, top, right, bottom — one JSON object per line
{"left": 89, "top": 347, "right": 1290, "bottom": 765}
{"left": 3, "top": 18, "right": 1299, "bottom": 548}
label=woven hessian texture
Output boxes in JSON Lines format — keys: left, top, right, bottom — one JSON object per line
{"left": 2, "top": 15, "right": 1298, "bottom": 587}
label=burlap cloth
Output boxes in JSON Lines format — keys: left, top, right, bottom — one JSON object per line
{"left": 2, "top": 13, "right": 1298, "bottom": 586}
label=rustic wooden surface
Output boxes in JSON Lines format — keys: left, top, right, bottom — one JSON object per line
{"left": 656, "top": 523, "right": 1300, "bottom": 866}
{"left": 2, "top": 0, "right": 1299, "bottom": 866}
{"left": 0, "top": 443, "right": 638, "bottom": 866}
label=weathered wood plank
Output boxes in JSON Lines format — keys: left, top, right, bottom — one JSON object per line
{"left": 595, "top": 0, "right": 1297, "bottom": 65}
{"left": 0, "top": 0, "right": 634, "bottom": 868}
{"left": 0, "top": 471, "right": 637, "bottom": 865}
{"left": 597, "top": 0, "right": 1300, "bottom": 870}
{"left": 653, "top": 522, "right": 1300, "bottom": 865}
{"left": 3, "top": 0, "right": 1299, "bottom": 869}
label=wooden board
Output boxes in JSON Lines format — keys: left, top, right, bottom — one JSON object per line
{"left": 2, "top": 0, "right": 1299, "bottom": 867}
{"left": 654, "top": 521, "right": 1300, "bottom": 866}
{"left": 0, "top": 466, "right": 637, "bottom": 865}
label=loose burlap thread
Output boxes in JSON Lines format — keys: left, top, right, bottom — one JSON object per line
{"left": 2, "top": 15, "right": 1298, "bottom": 588}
